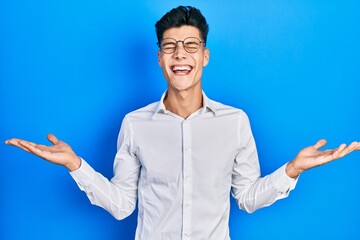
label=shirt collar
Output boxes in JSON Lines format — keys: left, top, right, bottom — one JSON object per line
{"left": 153, "top": 91, "right": 217, "bottom": 119}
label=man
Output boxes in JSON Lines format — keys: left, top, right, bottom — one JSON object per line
{"left": 6, "top": 6, "right": 360, "bottom": 240}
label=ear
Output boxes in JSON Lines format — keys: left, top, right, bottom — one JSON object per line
{"left": 203, "top": 48, "right": 210, "bottom": 67}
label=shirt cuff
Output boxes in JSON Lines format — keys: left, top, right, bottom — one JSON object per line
{"left": 69, "top": 158, "right": 96, "bottom": 190}
{"left": 270, "top": 163, "right": 299, "bottom": 193}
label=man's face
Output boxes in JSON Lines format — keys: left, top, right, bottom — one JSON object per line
{"left": 158, "top": 25, "right": 210, "bottom": 93}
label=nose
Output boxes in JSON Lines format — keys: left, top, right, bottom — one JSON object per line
{"left": 173, "top": 41, "right": 187, "bottom": 59}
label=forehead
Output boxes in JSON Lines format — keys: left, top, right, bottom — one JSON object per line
{"left": 162, "top": 25, "right": 201, "bottom": 40}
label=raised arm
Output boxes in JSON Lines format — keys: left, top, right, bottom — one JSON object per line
{"left": 5, "top": 133, "right": 81, "bottom": 171}
{"left": 231, "top": 112, "right": 360, "bottom": 213}
{"left": 286, "top": 139, "right": 360, "bottom": 178}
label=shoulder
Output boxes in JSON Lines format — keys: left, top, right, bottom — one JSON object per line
{"left": 209, "top": 98, "right": 249, "bottom": 119}
{"left": 117, "top": 101, "right": 159, "bottom": 137}
{"left": 123, "top": 101, "right": 159, "bottom": 121}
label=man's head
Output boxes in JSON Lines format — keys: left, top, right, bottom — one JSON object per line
{"left": 155, "top": 6, "right": 210, "bottom": 95}
{"left": 155, "top": 6, "right": 209, "bottom": 46}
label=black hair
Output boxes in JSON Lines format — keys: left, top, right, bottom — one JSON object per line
{"left": 155, "top": 6, "right": 209, "bottom": 45}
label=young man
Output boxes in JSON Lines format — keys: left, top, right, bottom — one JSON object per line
{"left": 6, "top": 6, "right": 360, "bottom": 240}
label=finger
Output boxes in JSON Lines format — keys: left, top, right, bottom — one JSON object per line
{"left": 21, "top": 141, "right": 50, "bottom": 152}
{"left": 17, "top": 141, "right": 50, "bottom": 151}
{"left": 331, "top": 143, "right": 347, "bottom": 159}
{"left": 47, "top": 133, "right": 59, "bottom": 145}
{"left": 337, "top": 142, "right": 360, "bottom": 158}
{"left": 19, "top": 141, "right": 40, "bottom": 152}
{"left": 348, "top": 141, "right": 359, "bottom": 151}
{"left": 7, "top": 140, "right": 34, "bottom": 153}
{"left": 6, "top": 138, "right": 33, "bottom": 148}
{"left": 332, "top": 142, "right": 360, "bottom": 159}
{"left": 352, "top": 141, "right": 360, "bottom": 150}
{"left": 5, "top": 138, "right": 23, "bottom": 145}
{"left": 313, "top": 139, "right": 327, "bottom": 150}
{"left": 19, "top": 141, "right": 49, "bottom": 158}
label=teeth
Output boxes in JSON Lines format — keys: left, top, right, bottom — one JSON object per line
{"left": 172, "top": 65, "right": 192, "bottom": 71}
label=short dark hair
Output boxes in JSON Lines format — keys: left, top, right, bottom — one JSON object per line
{"left": 155, "top": 6, "right": 209, "bottom": 45}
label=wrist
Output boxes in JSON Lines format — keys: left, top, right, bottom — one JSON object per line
{"left": 286, "top": 160, "right": 303, "bottom": 179}
{"left": 66, "top": 155, "right": 82, "bottom": 172}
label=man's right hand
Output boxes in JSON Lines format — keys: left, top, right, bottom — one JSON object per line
{"left": 5, "top": 133, "right": 81, "bottom": 172}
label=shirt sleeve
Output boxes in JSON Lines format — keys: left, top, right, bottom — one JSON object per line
{"left": 231, "top": 112, "right": 298, "bottom": 213}
{"left": 70, "top": 116, "right": 141, "bottom": 220}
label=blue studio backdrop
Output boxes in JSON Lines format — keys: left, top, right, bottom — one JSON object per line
{"left": 1, "top": 1, "right": 359, "bottom": 239}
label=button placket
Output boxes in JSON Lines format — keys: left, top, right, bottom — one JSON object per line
{"left": 182, "top": 120, "right": 192, "bottom": 239}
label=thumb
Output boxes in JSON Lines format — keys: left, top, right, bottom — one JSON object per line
{"left": 47, "top": 133, "right": 59, "bottom": 145}
{"left": 313, "top": 139, "right": 327, "bottom": 150}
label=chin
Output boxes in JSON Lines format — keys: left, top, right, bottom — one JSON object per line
{"left": 171, "top": 81, "right": 201, "bottom": 93}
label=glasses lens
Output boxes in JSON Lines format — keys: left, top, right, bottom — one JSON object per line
{"left": 161, "top": 39, "right": 177, "bottom": 53}
{"left": 160, "top": 37, "right": 203, "bottom": 54}
{"left": 184, "top": 38, "right": 201, "bottom": 53}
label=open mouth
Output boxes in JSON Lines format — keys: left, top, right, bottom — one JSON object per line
{"left": 171, "top": 65, "right": 193, "bottom": 75}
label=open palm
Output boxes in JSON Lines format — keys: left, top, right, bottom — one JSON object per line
{"left": 6, "top": 133, "right": 80, "bottom": 171}
{"left": 287, "top": 139, "right": 360, "bottom": 178}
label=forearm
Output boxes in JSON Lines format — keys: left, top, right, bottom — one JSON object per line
{"left": 233, "top": 164, "right": 298, "bottom": 213}
{"left": 70, "top": 159, "right": 138, "bottom": 220}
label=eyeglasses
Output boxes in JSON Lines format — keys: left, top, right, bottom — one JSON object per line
{"left": 158, "top": 37, "right": 204, "bottom": 54}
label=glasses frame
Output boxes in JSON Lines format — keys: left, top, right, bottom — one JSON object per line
{"left": 157, "top": 37, "right": 205, "bottom": 54}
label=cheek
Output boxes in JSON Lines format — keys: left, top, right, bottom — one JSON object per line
{"left": 159, "top": 59, "right": 172, "bottom": 79}
{"left": 159, "top": 55, "right": 171, "bottom": 68}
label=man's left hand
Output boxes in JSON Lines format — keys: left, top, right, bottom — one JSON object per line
{"left": 286, "top": 139, "right": 360, "bottom": 178}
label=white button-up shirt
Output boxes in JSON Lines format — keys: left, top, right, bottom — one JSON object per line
{"left": 70, "top": 92, "right": 297, "bottom": 240}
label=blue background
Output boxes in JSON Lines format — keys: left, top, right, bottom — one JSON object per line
{"left": 1, "top": 1, "right": 359, "bottom": 239}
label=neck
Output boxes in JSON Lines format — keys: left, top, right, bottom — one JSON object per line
{"left": 164, "top": 87, "right": 203, "bottom": 119}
